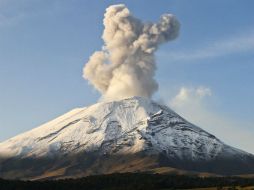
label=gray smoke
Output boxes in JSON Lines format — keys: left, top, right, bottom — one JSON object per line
{"left": 83, "top": 4, "right": 180, "bottom": 101}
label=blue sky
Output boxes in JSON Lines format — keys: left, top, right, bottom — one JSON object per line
{"left": 0, "top": 0, "right": 253, "bottom": 153}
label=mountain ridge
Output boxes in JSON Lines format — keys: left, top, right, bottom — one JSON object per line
{"left": 0, "top": 96, "right": 254, "bottom": 179}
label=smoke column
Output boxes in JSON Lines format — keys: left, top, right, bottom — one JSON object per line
{"left": 83, "top": 4, "right": 180, "bottom": 101}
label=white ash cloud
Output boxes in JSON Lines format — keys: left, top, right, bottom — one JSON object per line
{"left": 83, "top": 4, "right": 180, "bottom": 101}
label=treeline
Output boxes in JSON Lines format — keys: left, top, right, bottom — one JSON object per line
{"left": 0, "top": 173, "right": 254, "bottom": 190}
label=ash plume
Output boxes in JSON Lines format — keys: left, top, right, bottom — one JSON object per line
{"left": 83, "top": 4, "right": 180, "bottom": 101}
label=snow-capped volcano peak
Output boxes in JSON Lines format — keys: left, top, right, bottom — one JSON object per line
{"left": 0, "top": 97, "right": 242, "bottom": 159}
{"left": 0, "top": 97, "right": 254, "bottom": 178}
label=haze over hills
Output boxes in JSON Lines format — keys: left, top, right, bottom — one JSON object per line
{"left": 0, "top": 97, "right": 254, "bottom": 180}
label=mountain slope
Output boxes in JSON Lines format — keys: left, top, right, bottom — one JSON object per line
{"left": 0, "top": 97, "right": 254, "bottom": 179}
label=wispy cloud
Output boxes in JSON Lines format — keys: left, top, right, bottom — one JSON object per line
{"left": 0, "top": 13, "right": 24, "bottom": 27}
{"left": 165, "top": 86, "right": 254, "bottom": 154}
{"left": 159, "top": 31, "right": 254, "bottom": 62}
{"left": 0, "top": 0, "right": 51, "bottom": 27}
{"left": 0, "top": 0, "right": 26, "bottom": 27}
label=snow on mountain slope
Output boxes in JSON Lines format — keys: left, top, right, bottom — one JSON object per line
{"left": 0, "top": 96, "right": 250, "bottom": 163}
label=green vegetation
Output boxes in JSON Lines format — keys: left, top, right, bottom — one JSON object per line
{"left": 0, "top": 173, "right": 254, "bottom": 190}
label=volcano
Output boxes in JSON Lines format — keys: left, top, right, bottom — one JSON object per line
{"left": 0, "top": 97, "right": 254, "bottom": 180}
